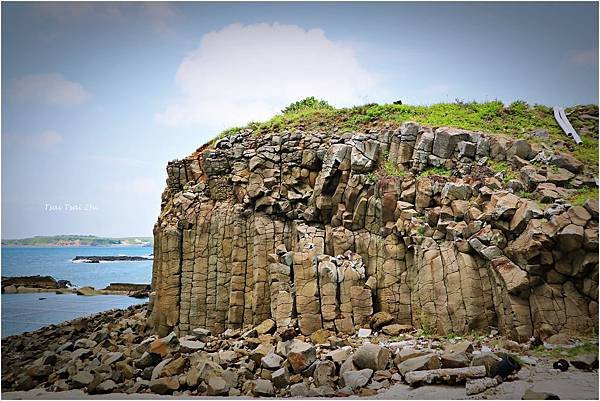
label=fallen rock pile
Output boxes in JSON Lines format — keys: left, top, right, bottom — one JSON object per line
{"left": 2, "top": 305, "right": 597, "bottom": 397}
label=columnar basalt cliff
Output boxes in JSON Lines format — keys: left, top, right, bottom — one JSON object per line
{"left": 148, "top": 108, "right": 599, "bottom": 343}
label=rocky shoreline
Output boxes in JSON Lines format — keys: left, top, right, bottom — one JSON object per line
{"left": 2, "top": 305, "right": 597, "bottom": 399}
{"left": 2, "top": 276, "right": 150, "bottom": 298}
{"left": 73, "top": 256, "right": 153, "bottom": 263}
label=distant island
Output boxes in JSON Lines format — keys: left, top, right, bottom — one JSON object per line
{"left": 1, "top": 235, "right": 153, "bottom": 247}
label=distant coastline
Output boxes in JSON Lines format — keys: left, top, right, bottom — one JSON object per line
{"left": 1, "top": 235, "right": 153, "bottom": 247}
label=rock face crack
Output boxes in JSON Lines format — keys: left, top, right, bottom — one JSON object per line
{"left": 148, "top": 121, "right": 598, "bottom": 341}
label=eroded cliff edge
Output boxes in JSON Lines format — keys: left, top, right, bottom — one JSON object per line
{"left": 148, "top": 105, "right": 599, "bottom": 342}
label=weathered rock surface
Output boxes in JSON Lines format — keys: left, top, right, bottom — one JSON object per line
{"left": 148, "top": 119, "right": 598, "bottom": 343}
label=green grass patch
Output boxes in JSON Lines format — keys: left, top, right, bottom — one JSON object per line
{"left": 487, "top": 160, "right": 518, "bottom": 183}
{"left": 573, "top": 135, "right": 599, "bottom": 167}
{"left": 281, "top": 96, "right": 334, "bottom": 114}
{"left": 531, "top": 341, "right": 598, "bottom": 359}
{"left": 569, "top": 187, "right": 599, "bottom": 206}
{"left": 418, "top": 166, "right": 452, "bottom": 178}
{"left": 366, "top": 172, "right": 378, "bottom": 184}
{"left": 207, "top": 99, "right": 598, "bottom": 171}
{"left": 380, "top": 150, "right": 408, "bottom": 178}
{"left": 518, "top": 190, "right": 534, "bottom": 199}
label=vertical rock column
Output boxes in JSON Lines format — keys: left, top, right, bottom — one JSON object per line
{"left": 316, "top": 256, "right": 339, "bottom": 331}
{"left": 227, "top": 205, "right": 248, "bottom": 329}
{"left": 293, "top": 246, "right": 322, "bottom": 335}
{"left": 150, "top": 226, "right": 182, "bottom": 337}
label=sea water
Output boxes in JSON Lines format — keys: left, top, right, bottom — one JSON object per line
{"left": 1, "top": 246, "right": 153, "bottom": 288}
{"left": 1, "top": 246, "right": 153, "bottom": 337}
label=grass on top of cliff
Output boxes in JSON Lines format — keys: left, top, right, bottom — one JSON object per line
{"left": 212, "top": 98, "right": 599, "bottom": 167}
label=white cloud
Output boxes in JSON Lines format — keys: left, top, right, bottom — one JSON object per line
{"left": 156, "top": 22, "right": 378, "bottom": 129}
{"left": 4, "top": 130, "right": 64, "bottom": 151}
{"left": 11, "top": 73, "right": 89, "bottom": 107}
{"left": 567, "top": 48, "right": 599, "bottom": 65}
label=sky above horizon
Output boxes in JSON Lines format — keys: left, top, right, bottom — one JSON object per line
{"left": 2, "top": 1, "right": 598, "bottom": 238}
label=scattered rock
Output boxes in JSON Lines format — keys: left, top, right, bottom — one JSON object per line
{"left": 398, "top": 354, "right": 441, "bottom": 376}
{"left": 342, "top": 369, "right": 373, "bottom": 390}
{"left": 353, "top": 343, "right": 391, "bottom": 371}
{"left": 271, "top": 367, "right": 289, "bottom": 388}
{"left": 404, "top": 366, "right": 487, "bottom": 387}
{"left": 254, "top": 319, "right": 276, "bottom": 335}
{"left": 149, "top": 377, "right": 180, "bottom": 395}
{"left": 251, "top": 379, "right": 274, "bottom": 396}
{"left": 369, "top": 311, "right": 395, "bottom": 331}
{"left": 570, "top": 353, "right": 599, "bottom": 371}
{"left": 261, "top": 352, "right": 284, "bottom": 370}
{"left": 522, "top": 389, "right": 561, "bottom": 400}
{"left": 287, "top": 340, "right": 316, "bottom": 373}
{"left": 489, "top": 354, "right": 521, "bottom": 379}
{"left": 553, "top": 359, "right": 569, "bottom": 371}
{"left": 465, "top": 377, "right": 499, "bottom": 395}
{"left": 381, "top": 324, "right": 414, "bottom": 336}
{"left": 357, "top": 328, "right": 372, "bottom": 338}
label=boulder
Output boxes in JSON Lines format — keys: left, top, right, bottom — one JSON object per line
{"left": 76, "top": 286, "right": 96, "bottom": 296}
{"left": 287, "top": 340, "right": 316, "bottom": 373}
{"left": 342, "top": 369, "right": 373, "bottom": 390}
{"left": 261, "top": 352, "right": 284, "bottom": 370}
{"left": 369, "top": 311, "right": 395, "bottom": 331}
{"left": 471, "top": 352, "right": 502, "bottom": 376}
{"left": 95, "top": 380, "right": 117, "bottom": 394}
{"left": 74, "top": 338, "right": 97, "bottom": 349}
{"left": 404, "top": 366, "right": 486, "bottom": 387}
{"left": 382, "top": 324, "right": 414, "bottom": 336}
{"left": 549, "top": 152, "right": 583, "bottom": 173}
{"left": 507, "top": 139, "right": 532, "bottom": 160}
{"left": 271, "top": 367, "right": 289, "bottom": 388}
{"left": 207, "top": 376, "right": 229, "bottom": 396}
{"left": 309, "top": 328, "right": 333, "bottom": 345}
{"left": 70, "top": 370, "right": 94, "bottom": 389}
{"left": 290, "top": 382, "right": 310, "bottom": 397}
{"left": 179, "top": 339, "right": 205, "bottom": 353}
{"left": 149, "top": 377, "right": 180, "bottom": 395}
{"left": 325, "top": 347, "right": 352, "bottom": 363}
{"left": 395, "top": 348, "right": 428, "bottom": 364}
{"left": 313, "top": 360, "right": 336, "bottom": 387}
{"left": 556, "top": 224, "right": 584, "bottom": 252}
{"left": 442, "top": 182, "right": 471, "bottom": 201}
{"left": 353, "top": 343, "right": 391, "bottom": 371}
{"left": 252, "top": 379, "right": 274, "bottom": 396}
{"left": 441, "top": 352, "right": 470, "bottom": 369}
{"left": 570, "top": 353, "right": 599, "bottom": 370}
{"left": 191, "top": 327, "right": 211, "bottom": 340}
{"left": 397, "top": 354, "right": 441, "bottom": 376}
{"left": 254, "top": 318, "right": 276, "bottom": 335}
{"left": 149, "top": 332, "right": 179, "bottom": 357}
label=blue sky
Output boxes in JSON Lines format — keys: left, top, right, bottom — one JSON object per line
{"left": 2, "top": 1, "right": 598, "bottom": 238}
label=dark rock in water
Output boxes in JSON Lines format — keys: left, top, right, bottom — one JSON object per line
{"left": 2, "top": 275, "right": 67, "bottom": 290}
{"left": 57, "top": 279, "right": 74, "bottom": 288}
{"left": 553, "top": 359, "right": 569, "bottom": 371}
{"left": 98, "top": 283, "right": 151, "bottom": 297}
{"left": 73, "top": 256, "right": 151, "bottom": 263}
